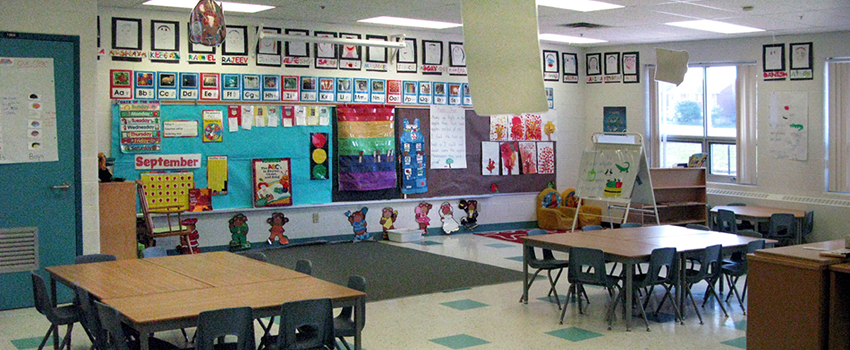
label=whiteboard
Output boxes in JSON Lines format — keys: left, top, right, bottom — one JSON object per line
{"left": 575, "top": 142, "right": 642, "bottom": 203}
{"left": 0, "top": 57, "right": 58, "bottom": 163}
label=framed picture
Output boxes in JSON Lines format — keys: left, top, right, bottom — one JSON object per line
{"left": 366, "top": 35, "right": 388, "bottom": 63}
{"left": 422, "top": 40, "right": 443, "bottom": 65}
{"left": 562, "top": 52, "right": 578, "bottom": 75}
{"left": 338, "top": 33, "right": 361, "bottom": 60}
{"left": 542, "top": 50, "right": 559, "bottom": 73}
{"left": 790, "top": 42, "right": 812, "bottom": 70}
{"left": 586, "top": 53, "right": 601, "bottom": 76}
{"left": 622, "top": 52, "right": 640, "bottom": 83}
{"left": 604, "top": 52, "right": 620, "bottom": 75}
{"left": 399, "top": 38, "right": 417, "bottom": 63}
{"left": 223, "top": 25, "right": 248, "bottom": 55}
{"left": 314, "top": 31, "right": 337, "bottom": 59}
{"left": 257, "top": 26, "right": 281, "bottom": 54}
{"left": 285, "top": 29, "right": 309, "bottom": 57}
{"left": 449, "top": 42, "right": 466, "bottom": 67}
{"left": 150, "top": 20, "right": 179, "bottom": 51}
{"left": 112, "top": 17, "right": 142, "bottom": 50}
{"left": 763, "top": 43, "right": 785, "bottom": 72}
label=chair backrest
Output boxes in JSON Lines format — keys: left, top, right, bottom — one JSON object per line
{"left": 567, "top": 247, "right": 608, "bottom": 286}
{"left": 716, "top": 209, "right": 738, "bottom": 234}
{"left": 582, "top": 225, "right": 603, "bottom": 231}
{"left": 75, "top": 254, "right": 117, "bottom": 264}
{"left": 524, "top": 229, "right": 549, "bottom": 261}
{"left": 688, "top": 244, "right": 722, "bottom": 282}
{"left": 737, "top": 229, "right": 763, "bottom": 238}
{"left": 802, "top": 210, "right": 814, "bottom": 237}
{"left": 295, "top": 259, "right": 313, "bottom": 275}
{"left": 30, "top": 273, "right": 53, "bottom": 318}
{"left": 620, "top": 223, "right": 642, "bottom": 228}
{"left": 336, "top": 275, "right": 366, "bottom": 330}
{"left": 243, "top": 251, "right": 269, "bottom": 262}
{"left": 638, "top": 247, "right": 677, "bottom": 288}
{"left": 75, "top": 284, "right": 108, "bottom": 350}
{"left": 277, "top": 298, "right": 335, "bottom": 350}
{"left": 727, "top": 202, "right": 747, "bottom": 206}
{"left": 769, "top": 213, "right": 798, "bottom": 239}
{"left": 196, "top": 307, "right": 255, "bottom": 350}
{"left": 142, "top": 246, "right": 167, "bottom": 258}
{"left": 136, "top": 180, "right": 156, "bottom": 233}
{"left": 685, "top": 223, "right": 710, "bottom": 231}
{"left": 94, "top": 301, "right": 132, "bottom": 350}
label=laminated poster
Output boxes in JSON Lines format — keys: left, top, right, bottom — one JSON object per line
{"left": 202, "top": 110, "right": 223, "bottom": 142}
{"left": 252, "top": 158, "right": 293, "bottom": 207}
{"left": 207, "top": 155, "right": 228, "bottom": 195}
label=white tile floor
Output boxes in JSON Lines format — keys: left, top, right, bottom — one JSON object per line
{"left": 0, "top": 232, "right": 749, "bottom": 350}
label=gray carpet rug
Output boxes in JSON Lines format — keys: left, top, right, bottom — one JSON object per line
{"left": 255, "top": 240, "right": 525, "bottom": 302}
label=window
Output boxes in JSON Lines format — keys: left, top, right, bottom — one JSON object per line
{"left": 650, "top": 64, "right": 757, "bottom": 184}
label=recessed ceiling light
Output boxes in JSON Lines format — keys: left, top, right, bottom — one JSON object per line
{"left": 142, "top": 0, "right": 274, "bottom": 13}
{"left": 539, "top": 33, "right": 608, "bottom": 44}
{"left": 665, "top": 20, "right": 764, "bottom": 34}
{"left": 357, "top": 16, "right": 462, "bottom": 29}
{"left": 537, "top": 0, "right": 624, "bottom": 12}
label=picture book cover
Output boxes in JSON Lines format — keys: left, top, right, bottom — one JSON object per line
{"left": 252, "top": 158, "right": 292, "bottom": 207}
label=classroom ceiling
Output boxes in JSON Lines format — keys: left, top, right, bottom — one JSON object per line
{"left": 99, "top": 0, "right": 850, "bottom": 46}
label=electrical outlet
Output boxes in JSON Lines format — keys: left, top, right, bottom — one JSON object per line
{"left": 312, "top": 212, "right": 319, "bottom": 223}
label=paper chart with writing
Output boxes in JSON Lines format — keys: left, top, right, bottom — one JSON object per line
{"left": 430, "top": 105, "right": 467, "bottom": 169}
{"left": 0, "top": 57, "right": 58, "bottom": 163}
{"left": 768, "top": 91, "right": 808, "bottom": 161}
{"left": 119, "top": 100, "right": 161, "bottom": 153}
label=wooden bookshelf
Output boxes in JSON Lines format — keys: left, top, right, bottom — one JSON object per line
{"left": 99, "top": 182, "right": 138, "bottom": 259}
{"left": 627, "top": 168, "right": 706, "bottom": 226}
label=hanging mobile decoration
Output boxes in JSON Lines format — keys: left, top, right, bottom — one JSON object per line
{"left": 188, "top": 0, "right": 226, "bottom": 46}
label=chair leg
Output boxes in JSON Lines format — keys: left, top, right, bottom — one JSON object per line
{"left": 686, "top": 285, "right": 703, "bottom": 324}
{"left": 559, "top": 284, "right": 575, "bottom": 324}
{"left": 704, "top": 281, "right": 729, "bottom": 317}
{"left": 726, "top": 274, "right": 746, "bottom": 315}
{"left": 634, "top": 289, "right": 650, "bottom": 331}
{"left": 337, "top": 336, "right": 352, "bottom": 350}
{"left": 519, "top": 269, "right": 543, "bottom": 303}
{"left": 546, "top": 269, "right": 563, "bottom": 310}
{"left": 37, "top": 325, "right": 55, "bottom": 350}
{"left": 741, "top": 276, "right": 749, "bottom": 300}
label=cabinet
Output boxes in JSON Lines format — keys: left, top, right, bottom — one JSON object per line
{"left": 99, "top": 182, "right": 138, "bottom": 259}
{"left": 628, "top": 167, "right": 706, "bottom": 226}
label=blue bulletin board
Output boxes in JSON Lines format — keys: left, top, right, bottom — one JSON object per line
{"left": 111, "top": 103, "right": 333, "bottom": 209}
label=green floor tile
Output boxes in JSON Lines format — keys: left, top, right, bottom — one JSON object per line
{"left": 415, "top": 240, "right": 442, "bottom": 246}
{"left": 442, "top": 287, "right": 472, "bottom": 293}
{"left": 506, "top": 256, "right": 524, "bottom": 262}
{"left": 546, "top": 327, "right": 604, "bottom": 342}
{"left": 536, "top": 294, "right": 566, "bottom": 304}
{"left": 725, "top": 319, "right": 747, "bottom": 331}
{"left": 720, "top": 336, "right": 747, "bottom": 349}
{"left": 484, "top": 243, "right": 515, "bottom": 248}
{"left": 11, "top": 337, "right": 44, "bottom": 350}
{"left": 441, "top": 299, "right": 488, "bottom": 310}
{"left": 430, "top": 334, "right": 489, "bottom": 349}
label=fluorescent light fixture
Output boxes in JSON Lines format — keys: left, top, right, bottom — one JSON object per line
{"left": 142, "top": 0, "right": 274, "bottom": 13}
{"left": 358, "top": 16, "right": 462, "bottom": 29}
{"left": 537, "top": 0, "right": 623, "bottom": 12}
{"left": 539, "top": 33, "right": 607, "bottom": 44}
{"left": 665, "top": 20, "right": 765, "bottom": 34}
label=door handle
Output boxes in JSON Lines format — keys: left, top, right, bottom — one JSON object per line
{"left": 51, "top": 182, "right": 71, "bottom": 190}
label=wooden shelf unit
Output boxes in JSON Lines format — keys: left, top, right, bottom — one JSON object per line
{"left": 99, "top": 181, "right": 138, "bottom": 259}
{"left": 629, "top": 167, "right": 706, "bottom": 226}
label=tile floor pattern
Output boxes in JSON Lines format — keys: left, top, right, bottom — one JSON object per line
{"left": 0, "top": 233, "right": 751, "bottom": 350}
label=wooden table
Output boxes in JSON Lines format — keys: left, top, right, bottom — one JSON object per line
{"left": 747, "top": 240, "right": 846, "bottom": 350}
{"left": 829, "top": 262, "right": 850, "bottom": 350}
{"left": 710, "top": 205, "right": 806, "bottom": 244}
{"left": 47, "top": 252, "right": 366, "bottom": 350}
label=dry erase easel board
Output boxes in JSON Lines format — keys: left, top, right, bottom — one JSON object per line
{"left": 110, "top": 103, "right": 332, "bottom": 209}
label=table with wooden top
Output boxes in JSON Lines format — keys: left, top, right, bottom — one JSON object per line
{"left": 46, "top": 252, "right": 366, "bottom": 350}
{"left": 747, "top": 239, "right": 846, "bottom": 350}
{"left": 710, "top": 205, "right": 807, "bottom": 244}
{"left": 829, "top": 262, "right": 850, "bottom": 350}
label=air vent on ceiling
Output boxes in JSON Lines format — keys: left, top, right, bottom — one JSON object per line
{"left": 561, "top": 22, "right": 609, "bottom": 29}
{"left": 0, "top": 227, "right": 39, "bottom": 274}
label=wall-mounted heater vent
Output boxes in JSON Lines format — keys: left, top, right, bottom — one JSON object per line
{"left": 708, "top": 188, "right": 850, "bottom": 208}
{"left": 707, "top": 188, "right": 770, "bottom": 199}
{"left": 0, "top": 227, "right": 39, "bottom": 274}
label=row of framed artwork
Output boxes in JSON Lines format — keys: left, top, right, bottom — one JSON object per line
{"left": 762, "top": 42, "right": 814, "bottom": 81}
{"left": 543, "top": 50, "right": 641, "bottom": 84}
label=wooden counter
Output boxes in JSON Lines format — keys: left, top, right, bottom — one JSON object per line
{"left": 99, "top": 181, "right": 138, "bottom": 259}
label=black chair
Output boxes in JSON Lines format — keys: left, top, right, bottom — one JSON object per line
{"left": 722, "top": 239, "right": 765, "bottom": 315}
{"left": 195, "top": 307, "right": 256, "bottom": 350}
{"left": 93, "top": 301, "right": 180, "bottom": 350}
{"left": 685, "top": 223, "right": 710, "bottom": 231}
{"left": 715, "top": 209, "right": 738, "bottom": 234}
{"left": 74, "top": 284, "right": 106, "bottom": 350}
{"left": 582, "top": 225, "right": 604, "bottom": 231}
{"left": 801, "top": 211, "right": 814, "bottom": 243}
{"left": 683, "top": 244, "right": 728, "bottom": 324}
{"left": 559, "top": 247, "right": 620, "bottom": 327}
{"left": 31, "top": 272, "right": 79, "bottom": 350}
{"left": 520, "top": 229, "right": 570, "bottom": 309}
{"left": 295, "top": 259, "right": 313, "bottom": 275}
{"left": 242, "top": 251, "right": 269, "bottom": 262}
{"left": 74, "top": 254, "right": 117, "bottom": 264}
{"left": 619, "top": 247, "right": 681, "bottom": 331}
{"left": 620, "top": 223, "right": 642, "bottom": 228}
{"left": 768, "top": 213, "right": 798, "bottom": 246}
{"left": 334, "top": 276, "right": 366, "bottom": 350}
{"left": 263, "top": 299, "right": 336, "bottom": 350}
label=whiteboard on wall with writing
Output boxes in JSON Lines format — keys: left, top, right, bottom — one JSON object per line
{"left": 429, "top": 105, "right": 467, "bottom": 169}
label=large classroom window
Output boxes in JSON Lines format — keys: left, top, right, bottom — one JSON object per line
{"left": 827, "top": 60, "right": 850, "bottom": 193}
{"left": 649, "top": 64, "right": 758, "bottom": 184}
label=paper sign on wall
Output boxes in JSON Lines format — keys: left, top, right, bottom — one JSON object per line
{"left": 429, "top": 105, "right": 467, "bottom": 169}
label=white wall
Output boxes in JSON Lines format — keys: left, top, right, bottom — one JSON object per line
{"left": 96, "top": 7, "right": 585, "bottom": 249}
{"left": 583, "top": 31, "right": 850, "bottom": 241}
{"left": 0, "top": 0, "right": 100, "bottom": 253}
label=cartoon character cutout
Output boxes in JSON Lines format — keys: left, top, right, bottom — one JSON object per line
{"left": 380, "top": 207, "right": 398, "bottom": 240}
{"left": 177, "top": 218, "right": 200, "bottom": 254}
{"left": 415, "top": 202, "right": 432, "bottom": 235}
{"left": 228, "top": 213, "right": 251, "bottom": 251}
{"left": 439, "top": 202, "right": 460, "bottom": 235}
{"left": 346, "top": 207, "right": 370, "bottom": 241}
{"left": 266, "top": 212, "right": 290, "bottom": 245}
{"left": 458, "top": 199, "right": 479, "bottom": 230}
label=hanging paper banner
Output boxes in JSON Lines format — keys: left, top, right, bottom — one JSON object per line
{"left": 282, "top": 105, "right": 295, "bottom": 127}
{"left": 430, "top": 105, "right": 467, "bottom": 169}
{"left": 400, "top": 117, "right": 427, "bottom": 193}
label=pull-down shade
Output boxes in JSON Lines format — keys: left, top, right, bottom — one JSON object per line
{"left": 461, "top": 0, "right": 548, "bottom": 115}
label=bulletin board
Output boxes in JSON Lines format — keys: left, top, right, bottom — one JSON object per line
{"left": 111, "top": 103, "right": 332, "bottom": 210}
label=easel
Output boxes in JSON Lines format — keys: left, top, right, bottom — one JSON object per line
{"left": 572, "top": 133, "right": 659, "bottom": 230}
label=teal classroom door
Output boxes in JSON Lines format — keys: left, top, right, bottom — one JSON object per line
{"left": 0, "top": 32, "right": 81, "bottom": 309}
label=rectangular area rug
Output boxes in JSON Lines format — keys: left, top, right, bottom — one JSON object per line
{"left": 474, "top": 229, "right": 566, "bottom": 244}
{"left": 258, "top": 241, "right": 525, "bottom": 302}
